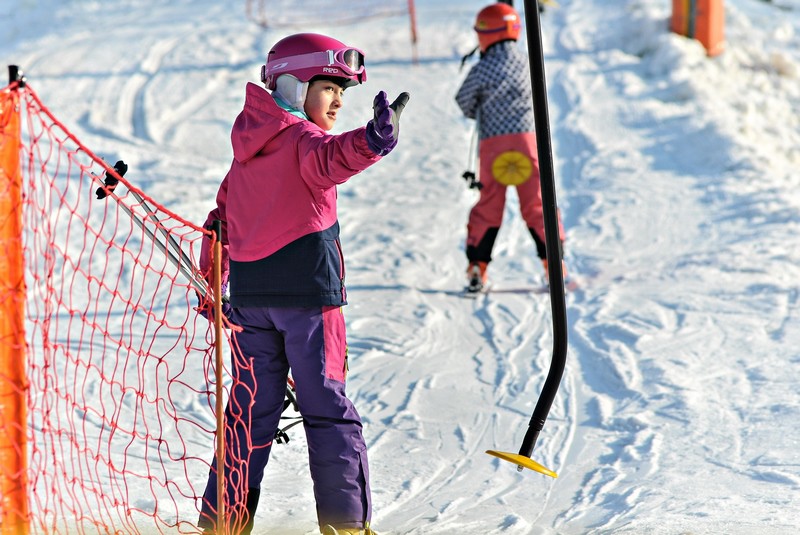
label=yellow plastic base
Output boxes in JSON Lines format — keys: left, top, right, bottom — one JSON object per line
{"left": 486, "top": 450, "right": 558, "bottom": 478}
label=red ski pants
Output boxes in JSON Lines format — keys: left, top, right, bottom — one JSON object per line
{"left": 466, "top": 132, "right": 564, "bottom": 261}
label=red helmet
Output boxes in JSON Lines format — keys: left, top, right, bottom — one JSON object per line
{"left": 474, "top": 3, "right": 521, "bottom": 52}
{"left": 261, "top": 33, "right": 367, "bottom": 90}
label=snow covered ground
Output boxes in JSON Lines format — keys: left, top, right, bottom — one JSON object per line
{"left": 3, "top": 0, "right": 800, "bottom": 533}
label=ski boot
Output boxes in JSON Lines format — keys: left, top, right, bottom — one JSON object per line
{"left": 198, "top": 487, "right": 260, "bottom": 535}
{"left": 542, "top": 258, "right": 569, "bottom": 287}
{"left": 466, "top": 261, "right": 488, "bottom": 293}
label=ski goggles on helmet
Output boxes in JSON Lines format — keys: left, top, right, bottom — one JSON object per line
{"left": 474, "top": 17, "right": 521, "bottom": 34}
{"left": 262, "top": 46, "right": 367, "bottom": 86}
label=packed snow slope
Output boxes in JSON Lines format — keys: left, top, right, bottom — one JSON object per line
{"left": 3, "top": 0, "right": 800, "bottom": 533}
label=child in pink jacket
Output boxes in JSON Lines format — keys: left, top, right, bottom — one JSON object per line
{"left": 198, "top": 33, "right": 408, "bottom": 535}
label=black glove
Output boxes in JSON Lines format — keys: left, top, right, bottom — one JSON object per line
{"left": 96, "top": 160, "right": 128, "bottom": 199}
{"left": 365, "top": 91, "right": 410, "bottom": 156}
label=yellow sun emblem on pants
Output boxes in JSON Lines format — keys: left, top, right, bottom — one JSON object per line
{"left": 492, "top": 150, "right": 533, "bottom": 186}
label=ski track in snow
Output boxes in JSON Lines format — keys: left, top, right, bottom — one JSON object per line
{"left": 3, "top": 0, "right": 800, "bottom": 533}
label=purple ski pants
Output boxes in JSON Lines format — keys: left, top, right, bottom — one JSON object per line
{"left": 200, "top": 305, "right": 371, "bottom": 530}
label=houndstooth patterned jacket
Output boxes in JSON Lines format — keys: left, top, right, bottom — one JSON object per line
{"left": 455, "top": 40, "right": 536, "bottom": 141}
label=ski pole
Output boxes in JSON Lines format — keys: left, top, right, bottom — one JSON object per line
{"left": 94, "top": 161, "right": 210, "bottom": 298}
{"left": 132, "top": 190, "right": 211, "bottom": 297}
{"left": 458, "top": 47, "right": 482, "bottom": 190}
{"left": 130, "top": 185, "right": 204, "bottom": 291}
{"left": 486, "top": 0, "right": 568, "bottom": 478}
{"left": 461, "top": 114, "right": 482, "bottom": 190}
{"left": 459, "top": 45, "right": 479, "bottom": 71}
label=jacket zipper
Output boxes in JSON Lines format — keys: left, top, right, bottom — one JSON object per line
{"left": 335, "top": 238, "right": 346, "bottom": 302}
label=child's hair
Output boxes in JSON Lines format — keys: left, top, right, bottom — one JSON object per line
{"left": 309, "top": 75, "right": 350, "bottom": 89}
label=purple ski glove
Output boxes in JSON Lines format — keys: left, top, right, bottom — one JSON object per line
{"left": 365, "top": 90, "right": 410, "bottom": 156}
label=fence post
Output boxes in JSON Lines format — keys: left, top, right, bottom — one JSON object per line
{"left": 0, "top": 66, "right": 30, "bottom": 535}
{"left": 671, "top": 0, "right": 725, "bottom": 57}
{"left": 407, "top": 0, "right": 419, "bottom": 64}
{"left": 211, "top": 220, "right": 225, "bottom": 534}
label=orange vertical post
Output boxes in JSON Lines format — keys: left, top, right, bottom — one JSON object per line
{"left": 671, "top": 0, "right": 725, "bottom": 57}
{"left": 0, "top": 68, "right": 30, "bottom": 535}
{"left": 695, "top": 0, "right": 724, "bottom": 57}
{"left": 670, "top": 0, "right": 690, "bottom": 35}
{"left": 212, "top": 220, "right": 225, "bottom": 534}
{"left": 407, "top": 0, "right": 419, "bottom": 64}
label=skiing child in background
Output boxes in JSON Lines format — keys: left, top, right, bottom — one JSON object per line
{"left": 456, "top": 2, "right": 566, "bottom": 292}
{"left": 197, "top": 32, "right": 409, "bottom": 535}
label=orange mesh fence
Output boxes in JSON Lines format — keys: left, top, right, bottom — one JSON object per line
{"left": 0, "top": 79, "right": 263, "bottom": 534}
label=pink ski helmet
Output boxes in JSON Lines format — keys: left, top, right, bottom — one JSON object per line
{"left": 261, "top": 33, "right": 367, "bottom": 90}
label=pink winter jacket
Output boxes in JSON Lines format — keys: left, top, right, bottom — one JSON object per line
{"left": 201, "top": 82, "right": 381, "bottom": 306}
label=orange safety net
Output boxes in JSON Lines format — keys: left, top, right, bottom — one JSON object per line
{"left": 0, "top": 79, "right": 263, "bottom": 534}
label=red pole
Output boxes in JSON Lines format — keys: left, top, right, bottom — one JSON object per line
{"left": 212, "top": 220, "right": 225, "bottom": 534}
{"left": 0, "top": 67, "right": 30, "bottom": 535}
{"left": 407, "top": 0, "right": 419, "bottom": 64}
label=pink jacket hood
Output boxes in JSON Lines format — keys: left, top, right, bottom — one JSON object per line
{"left": 231, "top": 83, "right": 303, "bottom": 164}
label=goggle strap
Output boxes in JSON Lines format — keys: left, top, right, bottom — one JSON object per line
{"left": 266, "top": 49, "right": 364, "bottom": 77}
